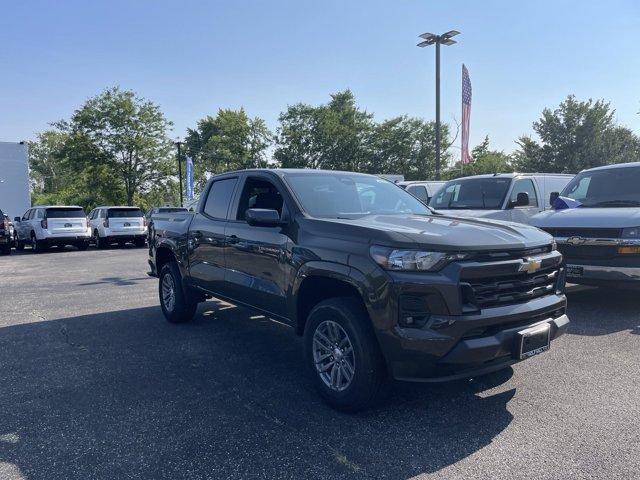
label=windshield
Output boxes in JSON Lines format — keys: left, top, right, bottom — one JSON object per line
{"left": 285, "top": 173, "right": 431, "bottom": 219}
{"left": 108, "top": 208, "right": 143, "bottom": 218}
{"left": 562, "top": 166, "right": 640, "bottom": 208}
{"left": 45, "top": 208, "right": 85, "bottom": 218}
{"left": 429, "top": 177, "right": 511, "bottom": 210}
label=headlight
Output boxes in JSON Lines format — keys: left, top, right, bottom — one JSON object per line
{"left": 621, "top": 227, "right": 640, "bottom": 239}
{"left": 370, "top": 246, "right": 468, "bottom": 271}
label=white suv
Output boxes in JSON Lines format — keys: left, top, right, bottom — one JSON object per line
{"left": 14, "top": 206, "right": 91, "bottom": 253}
{"left": 88, "top": 206, "right": 147, "bottom": 248}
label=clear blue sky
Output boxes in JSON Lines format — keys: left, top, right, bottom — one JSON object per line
{"left": 1, "top": 0, "right": 639, "bottom": 158}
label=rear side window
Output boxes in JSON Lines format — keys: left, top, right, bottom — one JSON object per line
{"left": 46, "top": 208, "right": 86, "bottom": 218}
{"left": 108, "top": 208, "right": 143, "bottom": 218}
{"left": 203, "top": 178, "right": 238, "bottom": 219}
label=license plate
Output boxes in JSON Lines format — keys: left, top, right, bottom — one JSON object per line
{"left": 516, "top": 323, "right": 551, "bottom": 360}
{"left": 566, "top": 264, "right": 584, "bottom": 277}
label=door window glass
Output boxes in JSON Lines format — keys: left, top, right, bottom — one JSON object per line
{"left": 510, "top": 179, "right": 538, "bottom": 207}
{"left": 203, "top": 178, "right": 238, "bottom": 219}
{"left": 407, "top": 185, "right": 429, "bottom": 202}
{"left": 236, "top": 177, "right": 284, "bottom": 221}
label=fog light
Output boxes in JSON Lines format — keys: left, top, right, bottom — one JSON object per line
{"left": 618, "top": 246, "right": 640, "bottom": 255}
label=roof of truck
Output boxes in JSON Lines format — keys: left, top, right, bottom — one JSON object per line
{"left": 581, "top": 162, "right": 640, "bottom": 173}
{"left": 32, "top": 205, "right": 84, "bottom": 209}
{"left": 444, "top": 172, "right": 574, "bottom": 181}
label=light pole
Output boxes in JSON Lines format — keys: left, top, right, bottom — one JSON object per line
{"left": 175, "top": 140, "right": 184, "bottom": 207}
{"left": 417, "top": 30, "right": 460, "bottom": 180}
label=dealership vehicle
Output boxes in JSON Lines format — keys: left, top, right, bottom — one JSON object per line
{"left": 148, "top": 169, "right": 569, "bottom": 411}
{"left": 88, "top": 206, "right": 147, "bottom": 248}
{"left": 430, "top": 173, "right": 573, "bottom": 224}
{"left": 531, "top": 162, "right": 640, "bottom": 287}
{"left": 0, "top": 210, "right": 13, "bottom": 255}
{"left": 398, "top": 180, "right": 446, "bottom": 204}
{"left": 14, "top": 206, "right": 90, "bottom": 252}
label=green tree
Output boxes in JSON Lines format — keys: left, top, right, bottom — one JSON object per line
{"left": 274, "top": 90, "right": 374, "bottom": 172}
{"left": 445, "top": 136, "right": 512, "bottom": 179}
{"left": 59, "top": 86, "right": 174, "bottom": 205}
{"left": 185, "top": 108, "right": 272, "bottom": 188}
{"left": 514, "top": 95, "right": 639, "bottom": 173}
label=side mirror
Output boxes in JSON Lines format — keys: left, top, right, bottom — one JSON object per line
{"left": 516, "top": 192, "right": 530, "bottom": 207}
{"left": 510, "top": 192, "right": 529, "bottom": 208}
{"left": 245, "top": 208, "right": 282, "bottom": 227}
{"left": 549, "top": 191, "right": 560, "bottom": 206}
{"left": 13, "top": 217, "right": 20, "bottom": 222}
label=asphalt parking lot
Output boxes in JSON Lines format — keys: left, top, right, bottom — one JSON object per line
{"left": 0, "top": 247, "right": 638, "bottom": 480}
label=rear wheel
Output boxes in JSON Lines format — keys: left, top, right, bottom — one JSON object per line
{"left": 95, "top": 230, "right": 107, "bottom": 249}
{"left": 16, "top": 238, "right": 24, "bottom": 251}
{"left": 159, "top": 262, "right": 198, "bottom": 323}
{"left": 134, "top": 237, "right": 146, "bottom": 248}
{"left": 77, "top": 241, "right": 89, "bottom": 251}
{"left": 30, "top": 234, "right": 47, "bottom": 253}
{"left": 304, "top": 297, "right": 390, "bottom": 412}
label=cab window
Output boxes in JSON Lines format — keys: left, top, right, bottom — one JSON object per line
{"left": 407, "top": 185, "right": 429, "bottom": 203}
{"left": 235, "top": 177, "right": 284, "bottom": 221}
{"left": 510, "top": 179, "right": 538, "bottom": 207}
{"left": 203, "top": 178, "right": 238, "bottom": 219}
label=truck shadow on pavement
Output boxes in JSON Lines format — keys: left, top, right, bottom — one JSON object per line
{"left": 566, "top": 286, "right": 640, "bottom": 336}
{"left": 0, "top": 302, "right": 516, "bottom": 480}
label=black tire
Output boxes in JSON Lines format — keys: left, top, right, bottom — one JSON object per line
{"left": 159, "top": 262, "right": 198, "bottom": 323}
{"left": 77, "top": 242, "right": 89, "bottom": 251}
{"left": 304, "top": 297, "right": 390, "bottom": 412}
{"left": 16, "top": 239, "right": 24, "bottom": 251}
{"left": 95, "top": 231, "right": 107, "bottom": 249}
{"left": 1, "top": 244, "right": 10, "bottom": 255}
{"left": 134, "top": 238, "right": 146, "bottom": 248}
{"left": 30, "top": 234, "right": 47, "bottom": 253}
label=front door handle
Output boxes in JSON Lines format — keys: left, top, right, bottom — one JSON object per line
{"left": 228, "top": 235, "right": 239, "bottom": 245}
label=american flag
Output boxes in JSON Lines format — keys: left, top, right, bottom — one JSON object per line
{"left": 461, "top": 64, "right": 472, "bottom": 164}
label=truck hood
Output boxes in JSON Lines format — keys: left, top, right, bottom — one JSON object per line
{"left": 531, "top": 208, "right": 640, "bottom": 229}
{"left": 431, "top": 209, "right": 505, "bottom": 220}
{"left": 311, "top": 214, "right": 552, "bottom": 251}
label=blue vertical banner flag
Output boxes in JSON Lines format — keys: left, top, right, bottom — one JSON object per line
{"left": 186, "top": 156, "right": 194, "bottom": 201}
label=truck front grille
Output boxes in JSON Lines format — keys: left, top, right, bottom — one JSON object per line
{"left": 542, "top": 227, "right": 622, "bottom": 238}
{"left": 465, "top": 268, "right": 561, "bottom": 309}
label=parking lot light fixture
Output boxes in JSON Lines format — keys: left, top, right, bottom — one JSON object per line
{"left": 417, "top": 29, "right": 460, "bottom": 180}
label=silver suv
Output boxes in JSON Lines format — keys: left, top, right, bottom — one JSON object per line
{"left": 14, "top": 206, "right": 91, "bottom": 252}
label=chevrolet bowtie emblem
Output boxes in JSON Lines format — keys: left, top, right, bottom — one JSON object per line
{"left": 519, "top": 257, "right": 542, "bottom": 274}
{"left": 566, "top": 236, "right": 587, "bottom": 246}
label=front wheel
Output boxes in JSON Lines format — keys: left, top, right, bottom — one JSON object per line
{"left": 31, "top": 235, "right": 47, "bottom": 253}
{"left": 159, "top": 262, "right": 198, "bottom": 323}
{"left": 304, "top": 297, "right": 390, "bottom": 412}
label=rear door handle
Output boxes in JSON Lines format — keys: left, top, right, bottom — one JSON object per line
{"left": 228, "top": 235, "right": 239, "bottom": 244}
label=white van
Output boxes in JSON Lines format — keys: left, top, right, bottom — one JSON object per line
{"left": 14, "top": 206, "right": 91, "bottom": 252}
{"left": 398, "top": 181, "right": 446, "bottom": 204}
{"left": 429, "top": 173, "right": 573, "bottom": 224}
{"left": 88, "top": 206, "right": 147, "bottom": 248}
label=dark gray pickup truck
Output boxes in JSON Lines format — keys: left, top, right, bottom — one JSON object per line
{"left": 149, "top": 169, "right": 569, "bottom": 411}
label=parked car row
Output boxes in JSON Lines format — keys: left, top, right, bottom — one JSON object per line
{"left": 2, "top": 205, "right": 154, "bottom": 254}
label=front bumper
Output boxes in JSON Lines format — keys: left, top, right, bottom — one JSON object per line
{"left": 378, "top": 294, "right": 568, "bottom": 382}
{"left": 565, "top": 264, "right": 640, "bottom": 284}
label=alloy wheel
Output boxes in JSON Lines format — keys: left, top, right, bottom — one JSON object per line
{"left": 161, "top": 273, "right": 176, "bottom": 312}
{"left": 312, "top": 320, "right": 355, "bottom": 392}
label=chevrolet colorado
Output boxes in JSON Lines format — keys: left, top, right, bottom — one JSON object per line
{"left": 149, "top": 169, "right": 569, "bottom": 411}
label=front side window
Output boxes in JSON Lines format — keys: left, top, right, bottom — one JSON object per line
{"left": 509, "top": 179, "right": 538, "bottom": 207}
{"left": 236, "top": 177, "right": 284, "bottom": 221}
{"left": 562, "top": 166, "right": 640, "bottom": 207}
{"left": 203, "top": 178, "right": 238, "bottom": 219}
{"left": 430, "top": 178, "right": 512, "bottom": 210}
{"left": 407, "top": 185, "right": 428, "bottom": 203}
{"left": 22, "top": 210, "right": 30, "bottom": 221}
{"left": 285, "top": 173, "right": 430, "bottom": 219}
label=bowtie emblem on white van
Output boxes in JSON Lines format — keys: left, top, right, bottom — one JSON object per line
{"left": 519, "top": 257, "right": 542, "bottom": 274}
{"left": 64, "top": 223, "right": 72, "bottom": 228}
